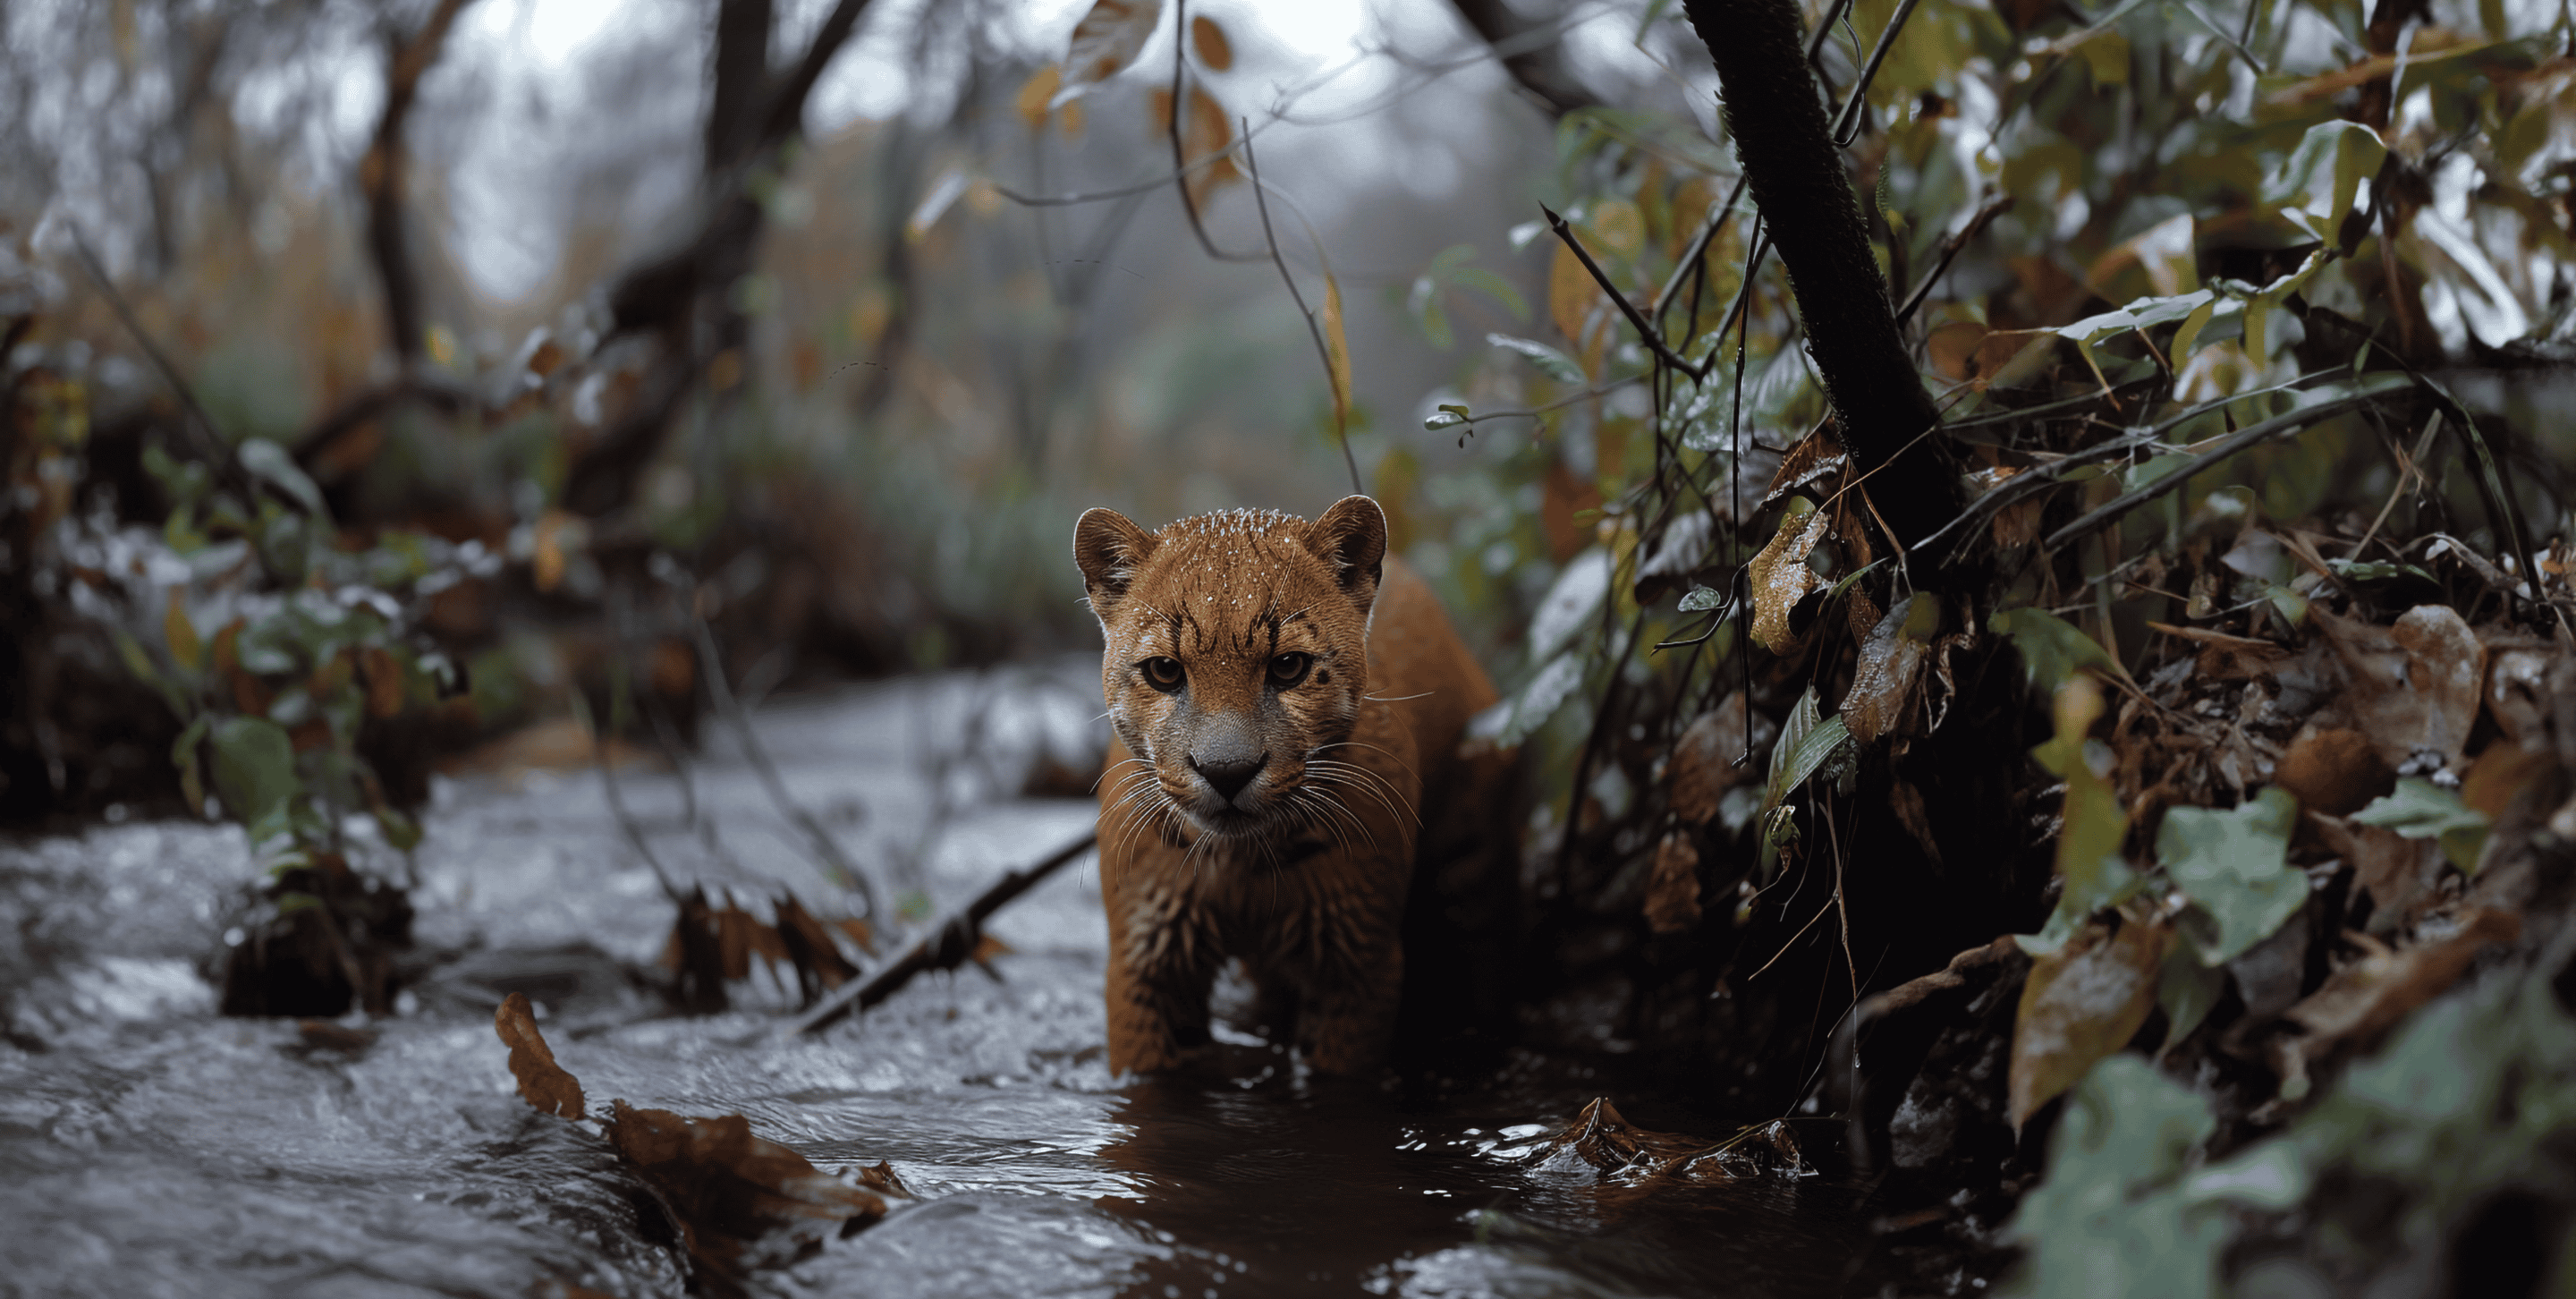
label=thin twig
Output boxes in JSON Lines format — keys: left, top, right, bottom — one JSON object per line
{"left": 1893, "top": 195, "right": 2010, "bottom": 327}
{"left": 689, "top": 607, "right": 882, "bottom": 919}
{"left": 1166, "top": 0, "right": 1263, "bottom": 264}
{"left": 2040, "top": 391, "right": 2379, "bottom": 550}
{"left": 68, "top": 230, "right": 250, "bottom": 494}
{"left": 1543, "top": 204, "right": 1707, "bottom": 378}
{"left": 1243, "top": 125, "right": 1364, "bottom": 495}
{"left": 790, "top": 831, "right": 1097, "bottom": 1035}
{"left": 578, "top": 693, "right": 684, "bottom": 905}
{"left": 1448, "top": 374, "right": 1649, "bottom": 433}
{"left": 1826, "top": 0, "right": 1925, "bottom": 146}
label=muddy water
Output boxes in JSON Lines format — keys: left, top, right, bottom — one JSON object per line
{"left": 0, "top": 668, "right": 1867, "bottom": 1298}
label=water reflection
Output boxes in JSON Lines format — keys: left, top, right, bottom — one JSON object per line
{"left": 1, "top": 677, "right": 1868, "bottom": 1297}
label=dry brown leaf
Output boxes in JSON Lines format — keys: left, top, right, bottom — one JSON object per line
{"left": 2270, "top": 907, "right": 2519, "bottom": 1098}
{"left": 1322, "top": 266, "right": 1353, "bottom": 435}
{"left": 1059, "top": 0, "right": 1161, "bottom": 98}
{"left": 1845, "top": 595, "right": 1934, "bottom": 744}
{"left": 360, "top": 645, "right": 405, "bottom": 718}
{"left": 2315, "top": 605, "right": 2484, "bottom": 775}
{"left": 2461, "top": 739, "right": 2555, "bottom": 819}
{"left": 496, "top": 991, "right": 586, "bottom": 1119}
{"left": 2274, "top": 725, "right": 2393, "bottom": 816}
{"left": 1644, "top": 833, "right": 1702, "bottom": 934}
{"left": 2008, "top": 915, "right": 2172, "bottom": 1129}
{"left": 2484, "top": 646, "right": 2558, "bottom": 753}
{"left": 1891, "top": 777, "right": 1942, "bottom": 862}
{"left": 1758, "top": 428, "right": 1848, "bottom": 510}
{"left": 1179, "top": 85, "right": 1238, "bottom": 208}
{"left": 1189, "top": 13, "right": 1232, "bottom": 69}
{"left": 1668, "top": 692, "right": 1774, "bottom": 826}
{"left": 772, "top": 896, "right": 860, "bottom": 998}
{"left": 1015, "top": 63, "right": 1062, "bottom": 129}
{"left": 1746, "top": 507, "right": 1830, "bottom": 655}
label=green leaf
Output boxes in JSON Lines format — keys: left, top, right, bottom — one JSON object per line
{"left": 1990, "top": 607, "right": 2125, "bottom": 695}
{"left": 209, "top": 716, "right": 300, "bottom": 828}
{"left": 1765, "top": 688, "right": 1851, "bottom": 812}
{"left": 2001, "top": 1057, "right": 2226, "bottom": 1299}
{"left": 2157, "top": 943, "right": 2226, "bottom": 1055}
{"left": 2157, "top": 787, "right": 2309, "bottom": 965}
{"left": 2021, "top": 679, "right": 2138, "bottom": 955}
{"left": 1678, "top": 585, "right": 1726, "bottom": 612}
{"left": 1447, "top": 265, "right": 1531, "bottom": 323}
{"left": 1467, "top": 651, "right": 1587, "bottom": 747}
{"left": 2267, "top": 120, "right": 2389, "bottom": 244}
{"left": 1486, "top": 333, "right": 1585, "bottom": 384}
{"left": 2353, "top": 777, "right": 2491, "bottom": 872}
{"left": 237, "top": 437, "right": 328, "bottom": 517}
{"left": 1424, "top": 409, "right": 1467, "bottom": 431}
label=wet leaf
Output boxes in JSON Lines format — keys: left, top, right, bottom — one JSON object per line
{"left": 1843, "top": 594, "right": 1934, "bottom": 744}
{"left": 1746, "top": 505, "right": 1829, "bottom": 655}
{"left": 2352, "top": 777, "right": 2490, "bottom": 873}
{"left": 1644, "top": 832, "right": 1701, "bottom": 933}
{"left": 238, "top": 437, "right": 326, "bottom": 517}
{"left": 2010, "top": 915, "right": 2173, "bottom": 1130}
{"left": 2267, "top": 120, "right": 2388, "bottom": 244}
{"left": 1989, "top": 606, "right": 2123, "bottom": 695}
{"left": 210, "top": 716, "right": 300, "bottom": 828}
{"left": 603, "top": 1100, "right": 888, "bottom": 1277}
{"left": 1189, "top": 13, "right": 1231, "bottom": 70}
{"left": 2273, "top": 726, "right": 2392, "bottom": 817}
{"left": 1668, "top": 692, "right": 1773, "bottom": 827}
{"left": 495, "top": 990, "right": 586, "bottom": 1118}
{"left": 1486, "top": 333, "right": 1583, "bottom": 384}
{"left": 2157, "top": 786, "right": 2307, "bottom": 966}
{"left": 1758, "top": 429, "right": 1847, "bottom": 510}
{"left": 1677, "top": 585, "right": 1724, "bottom": 612}
{"left": 1468, "top": 651, "right": 1585, "bottom": 747}
{"left": 1527, "top": 548, "right": 1610, "bottom": 663}
{"left": 1056, "top": 0, "right": 1161, "bottom": 103}
{"left": 1761, "top": 691, "right": 1844, "bottom": 814}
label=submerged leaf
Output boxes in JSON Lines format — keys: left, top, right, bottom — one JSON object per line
{"left": 2157, "top": 787, "right": 2307, "bottom": 966}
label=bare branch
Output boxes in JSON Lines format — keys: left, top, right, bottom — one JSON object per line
{"left": 361, "top": 0, "right": 478, "bottom": 363}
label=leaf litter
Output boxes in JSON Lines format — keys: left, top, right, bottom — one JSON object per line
{"left": 493, "top": 992, "right": 900, "bottom": 1294}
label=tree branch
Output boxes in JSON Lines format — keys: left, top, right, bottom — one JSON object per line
{"left": 361, "top": 0, "right": 477, "bottom": 364}
{"left": 1679, "top": 0, "right": 1959, "bottom": 551}
{"left": 1445, "top": 0, "right": 1600, "bottom": 116}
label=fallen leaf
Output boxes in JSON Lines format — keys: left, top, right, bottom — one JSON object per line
{"left": 605, "top": 1100, "right": 888, "bottom": 1276}
{"left": 2157, "top": 786, "right": 2307, "bottom": 966}
{"left": 2009, "top": 914, "right": 2173, "bottom": 1129}
{"left": 1747, "top": 504, "right": 1829, "bottom": 655}
{"left": 1668, "top": 692, "right": 1773, "bottom": 826}
{"left": 496, "top": 990, "right": 586, "bottom": 1119}
{"left": 772, "top": 896, "right": 860, "bottom": 1003}
{"left": 2269, "top": 907, "right": 2519, "bottom": 1099}
{"left": 2460, "top": 737, "right": 2555, "bottom": 820}
{"left": 2273, "top": 726, "right": 2392, "bottom": 816}
{"left": 2022, "top": 677, "right": 2138, "bottom": 954}
{"left": 1522, "top": 1098, "right": 1808, "bottom": 1186}
{"left": 1644, "top": 832, "right": 1702, "bottom": 933}
{"left": 2313, "top": 605, "right": 2484, "bottom": 775}
{"left": 2353, "top": 777, "right": 2490, "bottom": 872}
{"left": 2481, "top": 646, "right": 2558, "bottom": 753}
{"left": 2309, "top": 812, "right": 2438, "bottom": 929}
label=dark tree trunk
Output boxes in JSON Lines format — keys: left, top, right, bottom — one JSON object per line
{"left": 1680, "top": 0, "right": 1959, "bottom": 551}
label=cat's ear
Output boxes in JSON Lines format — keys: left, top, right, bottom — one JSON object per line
{"left": 1074, "top": 508, "right": 1157, "bottom": 621}
{"left": 1309, "top": 496, "right": 1386, "bottom": 616}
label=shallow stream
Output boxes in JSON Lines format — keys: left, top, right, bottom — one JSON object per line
{"left": 1, "top": 670, "right": 1868, "bottom": 1297}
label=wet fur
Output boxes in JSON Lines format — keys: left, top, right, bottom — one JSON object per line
{"left": 1075, "top": 498, "right": 1500, "bottom": 1074}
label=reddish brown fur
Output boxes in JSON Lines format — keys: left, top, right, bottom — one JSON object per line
{"left": 1073, "top": 498, "right": 1498, "bottom": 1074}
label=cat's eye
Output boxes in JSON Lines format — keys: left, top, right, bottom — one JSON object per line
{"left": 1140, "top": 657, "right": 1185, "bottom": 690}
{"left": 1267, "top": 652, "right": 1314, "bottom": 688}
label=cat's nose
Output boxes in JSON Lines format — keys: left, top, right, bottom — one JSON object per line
{"left": 1191, "top": 751, "right": 1268, "bottom": 803}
